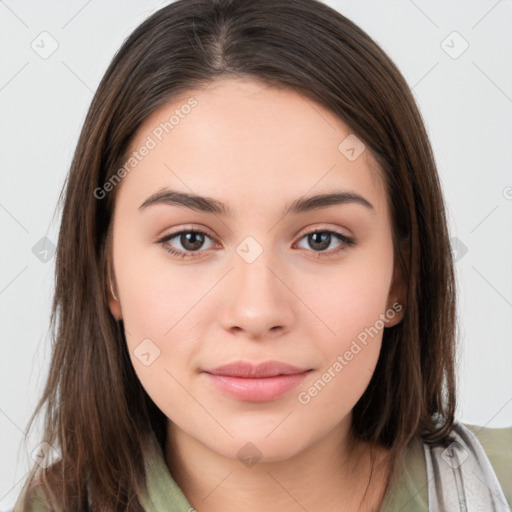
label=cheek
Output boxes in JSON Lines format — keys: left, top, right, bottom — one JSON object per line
{"left": 300, "top": 254, "right": 394, "bottom": 346}
{"left": 296, "top": 278, "right": 388, "bottom": 415}
{"left": 114, "top": 234, "right": 214, "bottom": 341}
{"left": 294, "top": 249, "right": 393, "bottom": 400}
{"left": 118, "top": 262, "right": 204, "bottom": 421}
{"left": 113, "top": 241, "right": 211, "bottom": 410}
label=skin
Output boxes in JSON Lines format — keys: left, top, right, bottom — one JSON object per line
{"left": 108, "top": 77, "right": 406, "bottom": 512}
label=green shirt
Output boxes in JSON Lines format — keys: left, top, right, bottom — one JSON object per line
{"left": 14, "top": 423, "right": 512, "bottom": 511}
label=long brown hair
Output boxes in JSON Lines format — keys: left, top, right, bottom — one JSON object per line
{"left": 18, "top": 0, "right": 456, "bottom": 509}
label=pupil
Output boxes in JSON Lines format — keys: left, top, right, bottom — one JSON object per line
{"left": 182, "top": 232, "right": 204, "bottom": 251}
{"left": 310, "top": 232, "right": 330, "bottom": 251}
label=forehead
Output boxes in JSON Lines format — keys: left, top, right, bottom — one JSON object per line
{"left": 118, "top": 77, "right": 387, "bottom": 215}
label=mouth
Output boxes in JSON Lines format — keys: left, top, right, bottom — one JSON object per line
{"left": 202, "top": 360, "right": 313, "bottom": 402}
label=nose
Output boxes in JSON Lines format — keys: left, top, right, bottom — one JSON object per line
{"left": 219, "top": 247, "right": 295, "bottom": 340}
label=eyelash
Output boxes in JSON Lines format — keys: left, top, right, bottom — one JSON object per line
{"left": 157, "top": 227, "right": 355, "bottom": 260}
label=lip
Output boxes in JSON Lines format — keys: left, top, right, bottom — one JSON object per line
{"left": 202, "top": 360, "right": 312, "bottom": 402}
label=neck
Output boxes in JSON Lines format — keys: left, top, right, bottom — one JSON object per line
{"left": 165, "top": 418, "right": 392, "bottom": 512}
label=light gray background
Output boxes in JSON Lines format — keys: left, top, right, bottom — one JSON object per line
{"left": 1, "top": 0, "right": 511, "bottom": 509}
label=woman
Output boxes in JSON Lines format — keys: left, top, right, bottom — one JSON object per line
{"left": 14, "top": 0, "right": 511, "bottom": 510}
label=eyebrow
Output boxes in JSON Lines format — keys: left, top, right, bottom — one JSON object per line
{"left": 138, "top": 188, "right": 375, "bottom": 216}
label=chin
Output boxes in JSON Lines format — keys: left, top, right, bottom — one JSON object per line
{"left": 217, "top": 432, "right": 312, "bottom": 466}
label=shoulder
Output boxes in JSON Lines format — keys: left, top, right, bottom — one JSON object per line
{"left": 13, "top": 480, "right": 51, "bottom": 512}
{"left": 13, "top": 462, "right": 64, "bottom": 512}
{"left": 462, "top": 422, "right": 512, "bottom": 506}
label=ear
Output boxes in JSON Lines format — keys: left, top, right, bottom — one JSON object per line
{"left": 106, "top": 226, "right": 123, "bottom": 321}
{"left": 384, "top": 245, "right": 408, "bottom": 327}
{"left": 108, "top": 277, "right": 123, "bottom": 321}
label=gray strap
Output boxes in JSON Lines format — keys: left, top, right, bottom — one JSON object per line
{"left": 423, "top": 422, "right": 509, "bottom": 511}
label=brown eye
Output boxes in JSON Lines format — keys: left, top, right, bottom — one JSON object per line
{"left": 158, "top": 229, "right": 216, "bottom": 259}
{"left": 307, "top": 232, "right": 331, "bottom": 251}
{"left": 179, "top": 231, "right": 206, "bottom": 251}
{"left": 296, "top": 230, "right": 355, "bottom": 255}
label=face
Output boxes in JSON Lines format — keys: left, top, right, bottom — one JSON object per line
{"left": 108, "top": 77, "right": 404, "bottom": 463}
